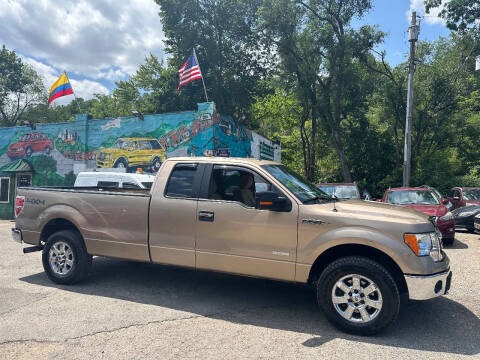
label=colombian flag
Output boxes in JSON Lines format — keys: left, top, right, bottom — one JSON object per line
{"left": 48, "top": 73, "right": 74, "bottom": 105}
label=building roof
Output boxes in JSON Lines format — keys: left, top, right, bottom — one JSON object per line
{"left": 0, "top": 159, "right": 33, "bottom": 173}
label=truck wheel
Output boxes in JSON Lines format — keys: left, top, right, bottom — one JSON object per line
{"left": 42, "top": 230, "right": 92, "bottom": 285}
{"left": 25, "top": 146, "right": 33, "bottom": 157}
{"left": 316, "top": 256, "right": 400, "bottom": 335}
{"left": 113, "top": 158, "right": 127, "bottom": 169}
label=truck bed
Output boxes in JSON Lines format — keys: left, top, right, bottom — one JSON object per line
{"left": 18, "top": 186, "right": 151, "bottom": 196}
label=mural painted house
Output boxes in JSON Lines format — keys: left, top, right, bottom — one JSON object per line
{"left": 0, "top": 102, "right": 280, "bottom": 219}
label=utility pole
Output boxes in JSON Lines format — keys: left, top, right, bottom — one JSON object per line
{"left": 403, "top": 11, "right": 420, "bottom": 187}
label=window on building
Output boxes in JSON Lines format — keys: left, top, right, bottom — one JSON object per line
{"left": 165, "top": 164, "right": 198, "bottom": 198}
{"left": 0, "top": 178, "right": 10, "bottom": 202}
{"left": 16, "top": 174, "right": 31, "bottom": 187}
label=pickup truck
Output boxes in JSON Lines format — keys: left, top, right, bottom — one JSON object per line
{"left": 12, "top": 157, "right": 452, "bottom": 335}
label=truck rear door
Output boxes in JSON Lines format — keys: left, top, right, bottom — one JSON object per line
{"left": 148, "top": 161, "right": 204, "bottom": 267}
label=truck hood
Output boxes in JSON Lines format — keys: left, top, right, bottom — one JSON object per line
{"left": 332, "top": 200, "right": 430, "bottom": 224}
{"left": 395, "top": 203, "right": 447, "bottom": 217}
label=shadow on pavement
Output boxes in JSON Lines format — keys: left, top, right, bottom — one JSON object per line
{"left": 21, "top": 257, "right": 479, "bottom": 356}
{"left": 446, "top": 238, "right": 469, "bottom": 249}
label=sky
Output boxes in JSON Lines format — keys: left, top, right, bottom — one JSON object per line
{"left": 0, "top": 0, "right": 451, "bottom": 106}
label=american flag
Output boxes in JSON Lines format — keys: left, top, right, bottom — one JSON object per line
{"left": 177, "top": 51, "right": 203, "bottom": 90}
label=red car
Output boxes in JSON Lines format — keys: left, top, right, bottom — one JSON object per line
{"left": 381, "top": 187, "right": 455, "bottom": 245}
{"left": 7, "top": 132, "right": 54, "bottom": 158}
{"left": 445, "top": 187, "right": 480, "bottom": 210}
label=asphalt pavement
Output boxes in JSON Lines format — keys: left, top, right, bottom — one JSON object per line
{"left": 0, "top": 220, "right": 479, "bottom": 359}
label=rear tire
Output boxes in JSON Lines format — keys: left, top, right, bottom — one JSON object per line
{"left": 42, "top": 230, "right": 92, "bottom": 285}
{"left": 316, "top": 256, "right": 400, "bottom": 335}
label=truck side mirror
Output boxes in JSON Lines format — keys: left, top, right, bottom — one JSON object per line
{"left": 256, "top": 191, "right": 291, "bottom": 212}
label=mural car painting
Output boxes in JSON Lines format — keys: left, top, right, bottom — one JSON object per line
{"left": 7, "top": 132, "right": 54, "bottom": 158}
{"left": 96, "top": 137, "right": 166, "bottom": 171}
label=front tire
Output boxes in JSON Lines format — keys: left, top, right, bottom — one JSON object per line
{"left": 42, "top": 230, "right": 92, "bottom": 285}
{"left": 113, "top": 158, "right": 128, "bottom": 169}
{"left": 25, "top": 146, "right": 33, "bottom": 157}
{"left": 316, "top": 256, "right": 400, "bottom": 335}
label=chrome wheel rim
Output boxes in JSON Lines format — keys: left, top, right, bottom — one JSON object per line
{"left": 49, "top": 241, "right": 74, "bottom": 275}
{"left": 331, "top": 274, "right": 383, "bottom": 323}
{"left": 116, "top": 162, "right": 125, "bottom": 168}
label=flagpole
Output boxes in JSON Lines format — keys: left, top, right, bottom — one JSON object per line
{"left": 193, "top": 48, "right": 209, "bottom": 102}
{"left": 64, "top": 71, "right": 82, "bottom": 114}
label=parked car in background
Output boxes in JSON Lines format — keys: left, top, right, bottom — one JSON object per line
{"left": 7, "top": 132, "right": 54, "bottom": 159}
{"left": 74, "top": 172, "right": 155, "bottom": 190}
{"left": 96, "top": 137, "right": 166, "bottom": 172}
{"left": 452, "top": 205, "right": 480, "bottom": 233}
{"left": 474, "top": 214, "right": 480, "bottom": 232}
{"left": 381, "top": 187, "right": 455, "bottom": 245}
{"left": 445, "top": 187, "right": 480, "bottom": 210}
{"left": 420, "top": 185, "right": 452, "bottom": 210}
{"left": 317, "top": 183, "right": 361, "bottom": 200}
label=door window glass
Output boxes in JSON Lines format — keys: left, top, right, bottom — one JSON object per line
{"left": 165, "top": 164, "right": 198, "bottom": 198}
{"left": 208, "top": 166, "right": 273, "bottom": 207}
{"left": 0, "top": 178, "right": 10, "bottom": 202}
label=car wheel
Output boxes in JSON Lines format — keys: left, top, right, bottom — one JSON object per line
{"left": 25, "top": 146, "right": 33, "bottom": 157}
{"left": 442, "top": 237, "right": 455, "bottom": 246}
{"left": 316, "top": 256, "right": 400, "bottom": 335}
{"left": 152, "top": 157, "right": 162, "bottom": 172}
{"left": 113, "top": 158, "right": 128, "bottom": 169}
{"left": 42, "top": 230, "right": 92, "bottom": 285}
{"left": 45, "top": 145, "right": 51, "bottom": 154}
{"left": 467, "top": 228, "right": 476, "bottom": 234}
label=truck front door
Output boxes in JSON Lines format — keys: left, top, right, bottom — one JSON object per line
{"left": 195, "top": 164, "right": 298, "bottom": 281}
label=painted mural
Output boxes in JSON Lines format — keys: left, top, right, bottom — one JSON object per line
{"left": 0, "top": 102, "right": 281, "bottom": 188}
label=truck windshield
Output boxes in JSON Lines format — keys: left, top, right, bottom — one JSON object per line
{"left": 386, "top": 190, "right": 439, "bottom": 205}
{"left": 261, "top": 165, "right": 331, "bottom": 204}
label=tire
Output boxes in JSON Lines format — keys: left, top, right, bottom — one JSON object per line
{"left": 25, "top": 146, "right": 33, "bottom": 157}
{"left": 442, "top": 237, "right": 455, "bottom": 246}
{"left": 467, "top": 228, "right": 475, "bottom": 234}
{"left": 316, "top": 256, "right": 400, "bottom": 335}
{"left": 113, "top": 158, "right": 128, "bottom": 169}
{"left": 45, "top": 145, "right": 51, "bottom": 154}
{"left": 152, "top": 157, "right": 162, "bottom": 172}
{"left": 42, "top": 230, "right": 92, "bottom": 285}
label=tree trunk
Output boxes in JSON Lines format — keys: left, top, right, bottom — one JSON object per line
{"left": 331, "top": 127, "right": 352, "bottom": 182}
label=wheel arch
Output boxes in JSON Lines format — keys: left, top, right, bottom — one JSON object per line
{"left": 40, "top": 218, "right": 83, "bottom": 246}
{"left": 308, "top": 244, "right": 407, "bottom": 295}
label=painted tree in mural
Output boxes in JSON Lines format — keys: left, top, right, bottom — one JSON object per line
{"left": 0, "top": 45, "right": 45, "bottom": 127}
{"left": 30, "top": 155, "right": 57, "bottom": 186}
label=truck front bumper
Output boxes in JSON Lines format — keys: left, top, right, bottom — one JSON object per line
{"left": 11, "top": 228, "right": 22, "bottom": 243}
{"left": 404, "top": 269, "right": 452, "bottom": 300}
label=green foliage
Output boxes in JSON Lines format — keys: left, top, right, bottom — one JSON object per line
{"left": 29, "top": 155, "right": 59, "bottom": 186}
{"left": 0, "top": 45, "right": 45, "bottom": 127}
{"left": 425, "top": 0, "right": 480, "bottom": 31}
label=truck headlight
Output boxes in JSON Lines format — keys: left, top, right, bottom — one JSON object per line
{"left": 438, "top": 212, "right": 453, "bottom": 221}
{"left": 404, "top": 232, "right": 442, "bottom": 262}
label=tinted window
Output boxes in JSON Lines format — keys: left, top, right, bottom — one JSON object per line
{"left": 0, "top": 178, "right": 9, "bottom": 202}
{"left": 150, "top": 140, "right": 162, "bottom": 149}
{"left": 165, "top": 164, "right": 197, "bottom": 198}
{"left": 97, "top": 181, "right": 119, "bottom": 188}
{"left": 463, "top": 189, "right": 480, "bottom": 200}
{"left": 142, "top": 182, "right": 153, "bottom": 190}
{"left": 138, "top": 141, "right": 152, "bottom": 150}
{"left": 122, "top": 182, "right": 141, "bottom": 189}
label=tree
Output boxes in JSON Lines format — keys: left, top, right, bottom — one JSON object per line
{"left": 425, "top": 0, "right": 480, "bottom": 31}
{"left": 154, "top": 0, "right": 272, "bottom": 118}
{"left": 0, "top": 45, "right": 45, "bottom": 127}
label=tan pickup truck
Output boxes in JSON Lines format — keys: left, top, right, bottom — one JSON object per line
{"left": 12, "top": 157, "right": 452, "bottom": 335}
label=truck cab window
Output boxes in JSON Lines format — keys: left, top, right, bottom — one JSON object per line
{"left": 165, "top": 164, "right": 197, "bottom": 198}
{"left": 208, "top": 166, "right": 274, "bottom": 208}
{"left": 97, "top": 181, "right": 119, "bottom": 188}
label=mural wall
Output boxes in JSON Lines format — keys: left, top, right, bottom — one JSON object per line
{"left": 0, "top": 102, "right": 281, "bottom": 187}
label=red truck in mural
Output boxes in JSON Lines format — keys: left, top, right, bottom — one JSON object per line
{"left": 7, "top": 132, "right": 54, "bottom": 159}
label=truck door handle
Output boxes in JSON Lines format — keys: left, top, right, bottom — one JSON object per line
{"left": 198, "top": 211, "right": 214, "bottom": 222}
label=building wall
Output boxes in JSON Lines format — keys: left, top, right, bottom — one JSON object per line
{"left": 0, "top": 102, "right": 281, "bottom": 188}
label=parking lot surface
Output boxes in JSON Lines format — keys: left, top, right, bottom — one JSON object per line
{"left": 0, "top": 219, "right": 479, "bottom": 359}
